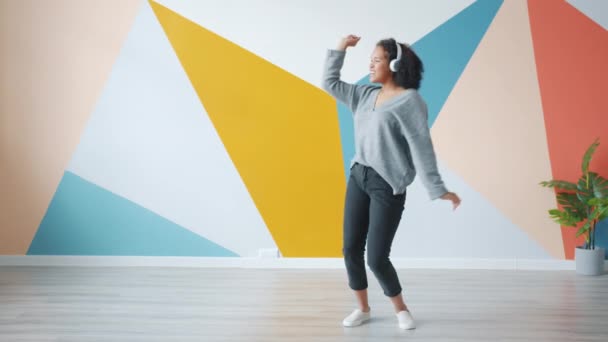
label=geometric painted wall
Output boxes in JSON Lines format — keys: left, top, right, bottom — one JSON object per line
{"left": 1, "top": 0, "right": 606, "bottom": 259}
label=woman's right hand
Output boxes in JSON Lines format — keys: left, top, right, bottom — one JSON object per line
{"left": 337, "top": 35, "right": 361, "bottom": 51}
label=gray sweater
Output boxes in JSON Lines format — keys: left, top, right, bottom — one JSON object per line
{"left": 322, "top": 49, "right": 448, "bottom": 200}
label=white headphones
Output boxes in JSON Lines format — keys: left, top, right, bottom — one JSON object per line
{"left": 389, "top": 41, "right": 402, "bottom": 72}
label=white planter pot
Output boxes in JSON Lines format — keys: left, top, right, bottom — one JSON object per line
{"left": 575, "top": 247, "right": 606, "bottom": 276}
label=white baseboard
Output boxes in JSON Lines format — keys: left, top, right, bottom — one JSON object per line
{"left": 0, "top": 255, "right": 601, "bottom": 271}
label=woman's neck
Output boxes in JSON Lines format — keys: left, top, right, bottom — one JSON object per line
{"left": 381, "top": 80, "right": 405, "bottom": 93}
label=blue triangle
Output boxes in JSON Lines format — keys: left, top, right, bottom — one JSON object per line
{"left": 27, "top": 171, "right": 238, "bottom": 256}
{"left": 337, "top": 101, "right": 355, "bottom": 178}
{"left": 337, "top": 0, "right": 503, "bottom": 178}
{"left": 596, "top": 218, "right": 608, "bottom": 259}
{"left": 417, "top": 0, "right": 503, "bottom": 127}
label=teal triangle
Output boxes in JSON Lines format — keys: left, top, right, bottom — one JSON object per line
{"left": 27, "top": 171, "right": 238, "bottom": 256}
{"left": 337, "top": 0, "right": 503, "bottom": 178}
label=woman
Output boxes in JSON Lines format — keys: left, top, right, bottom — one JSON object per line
{"left": 322, "top": 34, "right": 461, "bottom": 330}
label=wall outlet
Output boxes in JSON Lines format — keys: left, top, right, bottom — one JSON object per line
{"left": 258, "top": 248, "right": 280, "bottom": 258}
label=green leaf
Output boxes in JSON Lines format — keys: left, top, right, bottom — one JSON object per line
{"left": 539, "top": 180, "right": 577, "bottom": 190}
{"left": 577, "top": 176, "right": 595, "bottom": 206}
{"left": 593, "top": 206, "right": 608, "bottom": 222}
{"left": 590, "top": 173, "right": 608, "bottom": 198}
{"left": 588, "top": 198, "right": 608, "bottom": 206}
{"left": 576, "top": 206, "right": 608, "bottom": 237}
{"left": 556, "top": 192, "right": 586, "bottom": 219}
{"left": 548, "top": 208, "right": 580, "bottom": 227}
{"left": 591, "top": 207, "right": 606, "bottom": 220}
{"left": 576, "top": 220, "right": 592, "bottom": 238}
{"left": 582, "top": 138, "right": 600, "bottom": 176}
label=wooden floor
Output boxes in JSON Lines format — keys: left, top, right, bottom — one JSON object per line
{"left": 1, "top": 266, "right": 607, "bottom": 341}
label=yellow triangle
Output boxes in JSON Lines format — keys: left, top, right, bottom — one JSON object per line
{"left": 150, "top": 1, "right": 345, "bottom": 257}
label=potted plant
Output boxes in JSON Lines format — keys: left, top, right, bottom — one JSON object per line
{"left": 540, "top": 138, "right": 608, "bottom": 275}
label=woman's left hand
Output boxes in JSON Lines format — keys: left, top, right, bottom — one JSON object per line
{"left": 440, "top": 192, "right": 461, "bottom": 210}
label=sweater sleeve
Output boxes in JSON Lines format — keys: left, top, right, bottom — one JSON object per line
{"left": 322, "top": 49, "right": 370, "bottom": 113}
{"left": 401, "top": 102, "right": 449, "bottom": 200}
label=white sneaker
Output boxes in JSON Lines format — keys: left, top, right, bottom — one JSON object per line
{"left": 342, "top": 309, "right": 371, "bottom": 327}
{"left": 396, "top": 310, "right": 416, "bottom": 330}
